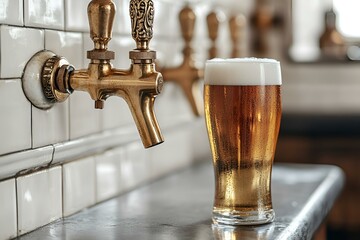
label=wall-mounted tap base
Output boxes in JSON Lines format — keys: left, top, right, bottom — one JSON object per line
{"left": 22, "top": 51, "right": 71, "bottom": 110}
{"left": 22, "top": 51, "right": 57, "bottom": 109}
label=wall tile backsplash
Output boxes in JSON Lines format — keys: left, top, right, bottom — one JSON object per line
{"left": 17, "top": 167, "right": 62, "bottom": 235}
{"left": 0, "top": 25, "right": 44, "bottom": 79}
{"left": 0, "top": 79, "right": 31, "bottom": 155}
{"left": 0, "top": 0, "right": 215, "bottom": 238}
{"left": 24, "top": 0, "right": 65, "bottom": 30}
{"left": 0, "top": 179, "right": 17, "bottom": 240}
{"left": 63, "top": 156, "right": 96, "bottom": 217}
{"left": 0, "top": 0, "right": 23, "bottom": 26}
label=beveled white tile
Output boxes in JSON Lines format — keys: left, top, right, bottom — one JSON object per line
{"left": 24, "top": 0, "right": 64, "bottom": 30}
{"left": 17, "top": 167, "right": 62, "bottom": 236}
{"left": 45, "top": 30, "right": 83, "bottom": 69}
{"left": 69, "top": 91, "right": 102, "bottom": 140}
{"left": 0, "top": 80, "right": 31, "bottom": 155}
{"left": 63, "top": 156, "right": 96, "bottom": 217}
{"left": 0, "top": 0, "right": 23, "bottom": 26}
{"left": 32, "top": 102, "right": 69, "bottom": 148}
{"left": 64, "top": 0, "right": 88, "bottom": 32}
{"left": 0, "top": 26, "right": 44, "bottom": 79}
{"left": 95, "top": 149, "right": 125, "bottom": 202}
{"left": 121, "top": 142, "right": 151, "bottom": 191}
{"left": 149, "top": 125, "right": 193, "bottom": 180}
{"left": 0, "top": 179, "right": 17, "bottom": 240}
{"left": 0, "top": 145, "right": 53, "bottom": 180}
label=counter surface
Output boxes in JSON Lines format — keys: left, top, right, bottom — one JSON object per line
{"left": 20, "top": 162, "right": 345, "bottom": 240}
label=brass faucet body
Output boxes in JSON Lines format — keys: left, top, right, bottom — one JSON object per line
{"left": 38, "top": 0, "right": 164, "bottom": 148}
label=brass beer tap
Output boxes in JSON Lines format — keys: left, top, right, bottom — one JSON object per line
{"left": 160, "top": 5, "right": 204, "bottom": 117}
{"left": 24, "top": 0, "right": 164, "bottom": 148}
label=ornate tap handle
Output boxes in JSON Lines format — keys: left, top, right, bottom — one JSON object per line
{"left": 130, "top": 0, "right": 154, "bottom": 51}
{"left": 129, "top": 0, "right": 156, "bottom": 61}
{"left": 87, "top": 0, "right": 115, "bottom": 60}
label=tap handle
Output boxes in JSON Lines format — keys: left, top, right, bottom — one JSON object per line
{"left": 179, "top": 5, "right": 196, "bottom": 45}
{"left": 207, "top": 11, "right": 220, "bottom": 59}
{"left": 130, "top": 0, "right": 154, "bottom": 50}
{"left": 87, "top": 0, "right": 115, "bottom": 51}
{"left": 207, "top": 11, "right": 220, "bottom": 43}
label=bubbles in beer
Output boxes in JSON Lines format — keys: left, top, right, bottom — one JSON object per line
{"left": 205, "top": 84, "right": 281, "bottom": 223}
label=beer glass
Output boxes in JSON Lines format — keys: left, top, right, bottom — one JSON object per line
{"left": 204, "top": 58, "right": 282, "bottom": 225}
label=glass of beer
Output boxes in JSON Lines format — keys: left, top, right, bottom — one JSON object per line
{"left": 204, "top": 58, "right": 282, "bottom": 225}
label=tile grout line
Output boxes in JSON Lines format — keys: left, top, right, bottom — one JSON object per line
{"left": 15, "top": 177, "right": 19, "bottom": 237}
{"left": 61, "top": 164, "right": 65, "bottom": 218}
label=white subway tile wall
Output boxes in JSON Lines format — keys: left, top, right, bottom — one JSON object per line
{"left": 32, "top": 102, "right": 70, "bottom": 148}
{"left": 64, "top": 0, "right": 88, "bottom": 32}
{"left": 17, "top": 167, "right": 62, "bottom": 235}
{"left": 0, "top": 0, "right": 23, "bottom": 26}
{"left": 24, "top": 0, "right": 65, "bottom": 30}
{"left": 0, "top": 146, "right": 54, "bottom": 180}
{"left": 0, "top": 25, "right": 44, "bottom": 79}
{"left": 95, "top": 149, "right": 124, "bottom": 202}
{"left": 45, "top": 30, "right": 83, "bottom": 69}
{"left": 63, "top": 156, "right": 96, "bottom": 217}
{"left": 0, "top": 80, "right": 31, "bottom": 155}
{"left": 69, "top": 91, "right": 102, "bottom": 140}
{"left": 0, "top": 0, "right": 218, "bottom": 238}
{"left": 0, "top": 179, "right": 17, "bottom": 240}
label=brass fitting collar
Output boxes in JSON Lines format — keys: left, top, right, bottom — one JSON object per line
{"left": 87, "top": 50, "right": 115, "bottom": 60}
{"left": 129, "top": 50, "right": 156, "bottom": 60}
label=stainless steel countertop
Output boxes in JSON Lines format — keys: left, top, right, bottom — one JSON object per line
{"left": 19, "top": 161, "right": 345, "bottom": 240}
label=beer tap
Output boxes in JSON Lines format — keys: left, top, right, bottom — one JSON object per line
{"left": 160, "top": 5, "right": 204, "bottom": 117}
{"left": 22, "top": 0, "right": 164, "bottom": 148}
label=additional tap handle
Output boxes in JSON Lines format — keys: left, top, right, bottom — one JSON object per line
{"left": 207, "top": 11, "right": 220, "bottom": 44}
{"left": 88, "top": 0, "right": 115, "bottom": 50}
{"left": 207, "top": 11, "right": 220, "bottom": 59}
{"left": 179, "top": 5, "right": 196, "bottom": 46}
{"left": 87, "top": 0, "right": 115, "bottom": 60}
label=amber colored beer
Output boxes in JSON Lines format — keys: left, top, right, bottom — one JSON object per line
{"left": 204, "top": 58, "right": 282, "bottom": 225}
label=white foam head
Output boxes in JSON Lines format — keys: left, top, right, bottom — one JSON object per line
{"left": 204, "top": 58, "right": 282, "bottom": 85}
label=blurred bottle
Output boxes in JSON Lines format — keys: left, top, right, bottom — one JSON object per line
{"left": 319, "top": 9, "right": 347, "bottom": 60}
